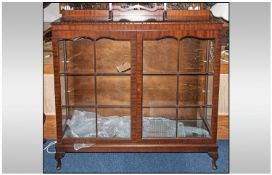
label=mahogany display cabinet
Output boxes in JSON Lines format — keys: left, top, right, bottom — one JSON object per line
{"left": 51, "top": 4, "right": 223, "bottom": 170}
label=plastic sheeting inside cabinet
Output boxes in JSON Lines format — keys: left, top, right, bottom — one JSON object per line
{"left": 65, "top": 110, "right": 210, "bottom": 139}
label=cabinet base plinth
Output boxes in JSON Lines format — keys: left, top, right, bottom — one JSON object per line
{"left": 54, "top": 143, "right": 218, "bottom": 170}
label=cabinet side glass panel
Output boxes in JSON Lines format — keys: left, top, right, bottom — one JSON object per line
{"left": 208, "top": 40, "right": 215, "bottom": 73}
{"left": 62, "top": 107, "right": 67, "bottom": 132}
{"left": 59, "top": 39, "right": 94, "bottom": 73}
{"left": 60, "top": 76, "right": 66, "bottom": 106}
{"left": 206, "top": 107, "right": 212, "bottom": 133}
{"left": 207, "top": 75, "right": 213, "bottom": 105}
{"left": 62, "top": 76, "right": 95, "bottom": 106}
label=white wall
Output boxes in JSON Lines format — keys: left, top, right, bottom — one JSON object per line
{"left": 44, "top": 3, "right": 60, "bottom": 22}
{"left": 210, "top": 3, "right": 229, "bottom": 21}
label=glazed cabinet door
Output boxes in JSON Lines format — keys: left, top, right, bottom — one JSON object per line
{"left": 139, "top": 32, "right": 218, "bottom": 140}
{"left": 54, "top": 32, "right": 137, "bottom": 141}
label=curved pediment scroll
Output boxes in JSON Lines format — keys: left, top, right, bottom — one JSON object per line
{"left": 111, "top": 3, "right": 165, "bottom": 12}
{"left": 59, "top": 36, "right": 128, "bottom": 42}
{"left": 110, "top": 3, "right": 166, "bottom": 22}
{"left": 179, "top": 35, "right": 215, "bottom": 41}
{"left": 59, "top": 36, "right": 95, "bottom": 42}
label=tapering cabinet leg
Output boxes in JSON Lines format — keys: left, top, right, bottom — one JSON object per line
{"left": 208, "top": 151, "right": 218, "bottom": 170}
{"left": 55, "top": 152, "right": 65, "bottom": 170}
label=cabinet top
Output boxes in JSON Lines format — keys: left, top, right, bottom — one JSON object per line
{"left": 51, "top": 10, "right": 224, "bottom": 25}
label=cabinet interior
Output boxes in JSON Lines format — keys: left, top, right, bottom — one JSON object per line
{"left": 59, "top": 37, "right": 215, "bottom": 139}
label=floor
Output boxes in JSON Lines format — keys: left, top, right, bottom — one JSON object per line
{"left": 43, "top": 140, "right": 229, "bottom": 173}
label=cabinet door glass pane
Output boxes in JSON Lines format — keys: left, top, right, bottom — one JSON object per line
{"left": 179, "top": 38, "right": 214, "bottom": 73}
{"left": 97, "top": 76, "right": 130, "bottom": 105}
{"left": 97, "top": 108, "right": 130, "bottom": 138}
{"left": 143, "top": 76, "right": 177, "bottom": 106}
{"left": 96, "top": 39, "right": 131, "bottom": 73}
{"left": 143, "top": 108, "right": 176, "bottom": 138}
{"left": 59, "top": 39, "right": 94, "bottom": 73}
{"left": 63, "top": 107, "right": 96, "bottom": 138}
{"left": 178, "top": 107, "right": 205, "bottom": 120}
{"left": 143, "top": 38, "right": 178, "bottom": 73}
{"left": 177, "top": 120, "right": 210, "bottom": 138}
{"left": 63, "top": 76, "right": 95, "bottom": 105}
{"left": 179, "top": 76, "right": 205, "bottom": 105}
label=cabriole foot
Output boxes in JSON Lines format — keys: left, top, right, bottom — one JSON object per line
{"left": 55, "top": 152, "right": 64, "bottom": 170}
{"left": 56, "top": 159, "right": 62, "bottom": 170}
{"left": 208, "top": 152, "right": 218, "bottom": 170}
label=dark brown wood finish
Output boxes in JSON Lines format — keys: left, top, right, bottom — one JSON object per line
{"left": 51, "top": 9, "right": 223, "bottom": 170}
